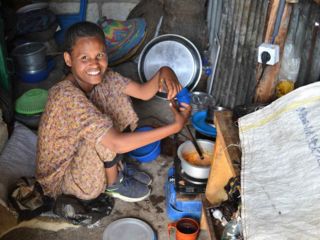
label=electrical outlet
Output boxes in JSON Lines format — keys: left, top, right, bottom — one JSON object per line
{"left": 258, "top": 43, "right": 280, "bottom": 65}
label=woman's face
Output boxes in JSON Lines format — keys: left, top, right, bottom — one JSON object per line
{"left": 64, "top": 36, "right": 108, "bottom": 92}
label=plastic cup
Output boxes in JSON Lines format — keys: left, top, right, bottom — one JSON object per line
{"left": 176, "top": 88, "right": 191, "bottom": 106}
{"left": 168, "top": 218, "right": 200, "bottom": 240}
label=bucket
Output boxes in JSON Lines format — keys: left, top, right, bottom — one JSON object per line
{"left": 11, "top": 42, "right": 47, "bottom": 73}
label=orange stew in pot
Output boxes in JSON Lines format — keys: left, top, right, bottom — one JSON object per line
{"left": 182, "top": 152, "right": 212, "bottom": 167}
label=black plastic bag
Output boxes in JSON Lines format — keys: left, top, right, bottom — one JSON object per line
{"left": 53, "top": 194, "right": 114, "bottom": 225}
{"left": 9, "top": 177, "right": 54, "bottom": 221}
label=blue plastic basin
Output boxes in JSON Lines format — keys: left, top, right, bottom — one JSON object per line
{"left": 128, "top": 126, "right": 161, "bottom": 163}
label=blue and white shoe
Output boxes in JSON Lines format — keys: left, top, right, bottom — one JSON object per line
{"left": 105, "top": 172, "right": 151, "bottom": 202}
{"left": 122, "top": 162, "right": 153, "bottom": 186}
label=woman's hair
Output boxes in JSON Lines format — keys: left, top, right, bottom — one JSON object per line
{"left": 63, "top": 21, "right": 105, "bottom": 53}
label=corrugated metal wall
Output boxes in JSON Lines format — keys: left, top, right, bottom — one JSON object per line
{"left": 207, "top": 0, "right": 269, "bottom": 108}
{"left": 207, "top": 0, "right": 320, "bottom": 108}
{"left": 291, "top": 0, "right": 320, "bottom": 88}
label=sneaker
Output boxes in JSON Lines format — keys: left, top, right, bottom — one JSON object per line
{"left": 105, "top": 172, "right": 151, "bottom": 202}
{"left": 122, "top": 162, "right": 153, "bottom": 186}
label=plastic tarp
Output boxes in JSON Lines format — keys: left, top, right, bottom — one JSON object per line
{"left": 239, "top": 82, "right": 320, "bottom": 239}
{"left": 0, "top": 122, "right": 37, "bottom": 205}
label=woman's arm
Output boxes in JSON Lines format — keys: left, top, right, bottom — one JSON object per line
{"left": 99, "top": 102, "right": 191, "bottom": 153}
{"left": 124, "top": 66, "right": 182, "bottom": 100}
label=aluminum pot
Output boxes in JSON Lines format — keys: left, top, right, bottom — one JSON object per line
{"left": 12, "top": 42, "right": 47, "bottom": 73}
{"left": 177, "top": 139, "right": 214, "bottom": 179}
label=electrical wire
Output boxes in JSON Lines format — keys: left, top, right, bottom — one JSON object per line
{"left": 252, "top": 52, "right": 271, "bottom": 102}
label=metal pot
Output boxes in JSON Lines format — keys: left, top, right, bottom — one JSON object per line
{"left": 138, "top": 34, "right": 202, "bottom": 99}
{"left": 12, "top": 42, "right": 47, "bottom": 73}
{"left": 177, "top": 139, "right": 214, "bottom": 179}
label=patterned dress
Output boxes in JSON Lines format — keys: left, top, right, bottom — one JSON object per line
{"left": 36, "top": 70, "right": 138, "bottom": 200}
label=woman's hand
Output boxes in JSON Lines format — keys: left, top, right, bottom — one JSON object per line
{"left": 158, "top": 67, "right": 182, "bottom": 100}
{"left": 124, "top": 66, "right": 182, "bottom": 101}
{"left": 170, "top": 102, "right": 192, "bottom": 131}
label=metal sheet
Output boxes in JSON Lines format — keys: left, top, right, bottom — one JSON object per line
{"left": 138, "top": 34, "right": 202, "bottom": 98}
{"left": 208, "top": 0, "right": 269, "bottom": 108}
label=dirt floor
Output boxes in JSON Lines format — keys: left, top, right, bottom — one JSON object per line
{"left": 0, "top": 58, "right": 210, "bottom": 239}
{"left": 0, "top": 154, "right": 207, "bottom": 240}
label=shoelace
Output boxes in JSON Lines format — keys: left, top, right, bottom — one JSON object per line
{"left": 120, "top": 175, "right": 134, "bottom": 187}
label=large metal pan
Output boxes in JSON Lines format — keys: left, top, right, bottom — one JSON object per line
{"left": 138, "top": 34, "right": 202, "bottom": 99}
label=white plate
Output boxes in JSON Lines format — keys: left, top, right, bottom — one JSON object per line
{"left": 17, "top": 3, "right": 49, "bottom": 14}
{"left": 102, "top": 218, "right": 155, "bottom": 240}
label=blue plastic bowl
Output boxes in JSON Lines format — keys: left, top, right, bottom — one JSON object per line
{"left": 129, "top": 141, "right": 161, "bottom": 163}
{"left": 128, "top": 126, "right": 161, "bottom": 163}
{"left": 131, "top": 127, "right": 158, "bottom": 155}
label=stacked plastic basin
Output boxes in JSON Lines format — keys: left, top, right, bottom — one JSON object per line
{"left": 128, "top": 126, "right": 161, "bottom": 163}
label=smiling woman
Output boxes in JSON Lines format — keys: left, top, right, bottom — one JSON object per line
{"left": 36, "top": 21, "right": 191, "bottom": 204}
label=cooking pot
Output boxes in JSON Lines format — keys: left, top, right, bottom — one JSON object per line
{"left": 138, "top": 34, "right": 202, "bottom": 99}
{"left": 177, "top": 139, "right": 214, "bottom": 179}
{"left": 11, "top": 42, "right": 47, "bottom": 73}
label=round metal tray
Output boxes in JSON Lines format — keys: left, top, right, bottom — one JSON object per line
{"left": 103, "top": 218, "right": 156, "bottom": 240}
{"left": 138, "top": 34, "right": 202, "bottom": 99}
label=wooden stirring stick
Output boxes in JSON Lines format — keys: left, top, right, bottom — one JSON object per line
{"left": 161, "top": 78, "right": 204, "bottom": 160}
{"left": 185, "top": 125, "right": 205, "bottom": 160}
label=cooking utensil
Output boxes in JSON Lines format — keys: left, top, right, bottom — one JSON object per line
{"left": 207, "top": 35, "right": 220, "bottom": 95}
{"left": 11, "top": 42, "right": 47, "bottom": 73}
{"left": 162, "top": 79, "right": 203, "bottom": 159}
{"left": 205, "top": 105, "right": 227, "bottom": 124}
{"left": 177, "top": 139, "right": 214, "bottom": 179}
{"left": 165, "top": 85, "right": 203, "bottom": 160}
{"left": 138, "top": 34, "right": 202, "bottom": 99}
{"left": 185, "top": 125, "right": 204, "bottom": 160}
{"left": 191, "top": 91, "right": 215, "bottom": 114}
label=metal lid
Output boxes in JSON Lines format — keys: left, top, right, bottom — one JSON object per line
{"left": 102, "top": 218, "right": 156, "bottom": 240}
{"left": 138, "top": 34, "right": 202, "bottom": 99}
